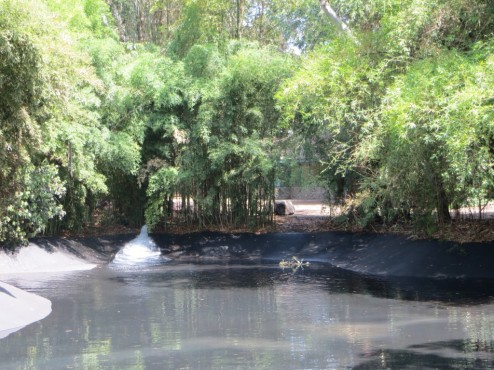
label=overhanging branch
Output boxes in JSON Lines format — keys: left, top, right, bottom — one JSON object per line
{"left": 319, "top": 0, "right": 353, "bottom": 36}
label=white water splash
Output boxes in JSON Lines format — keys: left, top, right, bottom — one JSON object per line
{"left": 0, "top": 245, "right": 96, "bottom": 275}
{"left": 112, "top": 225, "right": 163, "bottom": 266}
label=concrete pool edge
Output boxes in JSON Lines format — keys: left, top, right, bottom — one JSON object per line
{"left": 0, "top": 281, "right": 52, "bottom": 337}
{"left": 0, "top": 240, "right": 106, "bottom": 336}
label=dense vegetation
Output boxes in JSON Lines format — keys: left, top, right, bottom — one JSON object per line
{"left": 1, "top": 0, "right": 493, "bottom": 247}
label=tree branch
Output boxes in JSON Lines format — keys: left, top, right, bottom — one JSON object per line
{"left": 319, "top": 0, "right": 352, "bottom": 36}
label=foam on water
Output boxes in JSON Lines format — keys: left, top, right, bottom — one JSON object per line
{"left": 0, "top": 245, "right": 96, "bottom": 275}
{"left": 112, "top": 225, "right": 164, "bottom": 266}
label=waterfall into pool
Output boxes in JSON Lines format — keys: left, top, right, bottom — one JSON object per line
{"left": 111, "top": 225, "right": 164, "bottom": 266}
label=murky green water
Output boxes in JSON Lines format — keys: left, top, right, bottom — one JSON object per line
{"left": 1, "top": 261, "right": 494, "bottom": 369}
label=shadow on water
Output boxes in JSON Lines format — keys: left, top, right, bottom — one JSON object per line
{"left": 138, "top": 230, "right": 494, "bottom": 307}
{"left": 333, "top": 271, "right": 494, "bottom": 306}
{"left": 107, "top": 260, "right": 494, "bottom": 306}
{"left": 353, "top": 340, "right": 494, "bottom": 369}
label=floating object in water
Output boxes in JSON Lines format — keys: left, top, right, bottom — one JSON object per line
{"left": 279, "top": 256, "right": 310, "bottom": 268}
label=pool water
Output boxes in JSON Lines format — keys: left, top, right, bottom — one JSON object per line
{"left": 1, "top": 261, "right": 494, "bottom": 369}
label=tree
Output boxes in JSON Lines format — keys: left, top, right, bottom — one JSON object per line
{"left": 372, "top": 46, "right": 494, "bottom": 224}
{"left": 0, "top": 0, "right": 140, "bottom": 244}
{"left": 0, "top": 0, "right": 67, "bottom": 244}
{"left": 278, "top": 0, "right": 494, "bottom": 229}
{"left": 277, "top": 38, "right": 386, "bottom": 205}
{"left": 141, "top": 43, "right": 295, "bottom": 230}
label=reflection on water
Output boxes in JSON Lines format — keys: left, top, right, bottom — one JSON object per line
{"left": 1, "top": 262, "right": 494, "bottom": 369}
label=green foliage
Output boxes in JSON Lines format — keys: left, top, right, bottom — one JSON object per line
{"left": 138, "top": 43, "right": 294, "bottom": 230}
{"left": 277, "top": 0, "right": 494, "bottom": 231}
{"left": 83, "top": 0, "right": 116, "bottom": 37}
{"left": 331, "top": 0, "right": 494, "bottom": 54}
{"left": 184, "top": 44, "right": 224, "bottom": 79}
{"left": 368, "top": 47, "right": 494, "bottom": 223}
{"left": 145, "top": 167, "right": 179, "bottom": 230}
{"left": 0, "top": 0, "right": 141, "bottom": 244}
{"left": 168, "top": 0, "right": 231, "bottom": 57}
{"left": 2, "top": 0, "right": 494, "bottom": 245}
{"left": 0, "top": 164, "right": 65, "bottom": 248}
{"left": 84, "top": 38, "right": 125, "bottom": 82}
{"left": 270, "top": 0, "right": 337, "bottom": 51}
{"left": 276, "top": 39, "right": 384, "bottom": 201}
{"left": 44, "top": 0, "right": 117, "bottom": 38}
{"left": 0, "top": 0, "right": 65, "bottom": 245}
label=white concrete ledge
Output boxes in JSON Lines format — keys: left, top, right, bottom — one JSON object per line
{"left": 0, "top": 244, "right": 96, "bottom": 274}
{"left": 0, "top": 281, "right": 51, "bottom": 339}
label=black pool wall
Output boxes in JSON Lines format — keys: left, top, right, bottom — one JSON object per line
{"left": 28, "top": 231, "right": 494, "bottom": 279}
{"left": 150, "top": 231, "right": 494, "bottom": 279}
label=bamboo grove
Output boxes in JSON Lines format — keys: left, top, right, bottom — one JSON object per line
{"left": 1, "top": 0, "right": 494, "bottom": 247}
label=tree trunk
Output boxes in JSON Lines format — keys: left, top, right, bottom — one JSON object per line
{"left": 235, "top": 0, "right": 241, "bottom": 39}
{"left": 435, "top": 176, "right": 451, "bottom": 223}
{"left": 319, "top": 0, "right": 352, "bottom": 35}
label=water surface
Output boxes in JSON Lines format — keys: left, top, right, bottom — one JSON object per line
{"left": 1, "top": 261, "right": 494, "bottom": 369}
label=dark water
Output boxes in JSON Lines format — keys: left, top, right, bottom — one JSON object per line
{"left": 1, "top": 261, "right": 494, "bottom": 370}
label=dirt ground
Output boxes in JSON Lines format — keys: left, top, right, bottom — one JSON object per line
{"left": 282, "top": 200, "right": 494, "bottom": 219}
{"left": 274, "top": 200, "right": 494, "bottom": 243}
{"left": 274, "top": 200, "right": 331, "bottom": 232}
